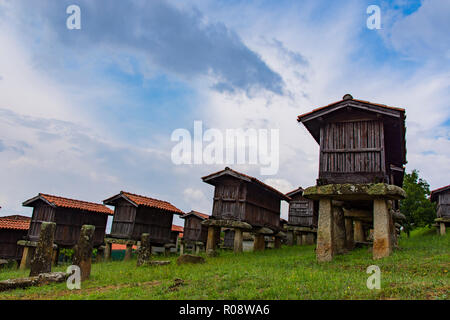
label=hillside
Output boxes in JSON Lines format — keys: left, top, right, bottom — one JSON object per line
{"left": 0, "top": 228, "right": 448, "bottom": 300}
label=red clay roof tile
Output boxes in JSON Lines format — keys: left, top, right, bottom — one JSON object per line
{"left": 24, "top": 193, "right": 113, "bottom": 215}
{"left": 0, "top": 216, "right": 31, "bottom": 230}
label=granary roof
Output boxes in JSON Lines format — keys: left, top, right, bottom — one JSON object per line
{"left": 181, "top": 210, "right": 210, "bottom": 220}
{"left": 430, "top": 184, "right": 450, "bottom": 202}
{"left": 202, "top": 167, "right": 291, "bottom": 201}
{"left": 23, "top": 194, "right": 113, "bottom": 215}
{"left": 103, "top": 191, "right": 184, "bottom": 215}
{"left": 285, "top": 187, "right": 304, "bottom": 198}
{"left": 0, "top": 215, "right": 31, "bottom": 230}
{"left": 297, "top": 94, "right": 407, "bottom": 165}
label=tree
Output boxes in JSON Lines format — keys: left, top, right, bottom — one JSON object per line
{"left": 400, "top": 170, "right": 436, "bottom": 236}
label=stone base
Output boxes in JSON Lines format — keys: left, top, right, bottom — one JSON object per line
{"left": 304, "top": 183, "right": 405, "bottom": 262}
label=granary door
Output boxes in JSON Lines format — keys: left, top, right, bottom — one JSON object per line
{"left": 319, "top": 120, "right": 386, "bottom": 184}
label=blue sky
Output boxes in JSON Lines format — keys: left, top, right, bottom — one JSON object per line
{"left": 0, "top": 0, "right": 449, "bottom": 226}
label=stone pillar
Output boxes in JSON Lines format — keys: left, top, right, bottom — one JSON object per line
{"left": 195, "top": 244, "right": 201, "bottom": 254}
{"left": 73, "top": 225, "right": 95, "bottom": 281}
{"left": 52, "top": 247, "right": 60, "bottom": 267}
{"left": 19, "top": 247, "right": 35, "bottom": 270}
{"left": 296, "top": 232, "right": 302, "bottom": 246}
{"left": 180, "top": 241, "right": 185, "bottom": 255}
{"left": 206, "top": 226, "right": 219, "bottom": 257}
{"left": 440, "top": 223, "right": 446, "bottom": 236}
{"left": 345, "top": 218, "right": 354, "bottom": 251}
{"left": 354, "top": 220, "right": 366, "bottom": 243}
{"left": 316, "top": 199, "right": 334, "bottom": 262}
{"left": 253, "top": 234, "right": 265, "bottom": 251}
{"left": 96, "top": 247, "right": 104, "bottom": 263}
{"left": 30, "top": 222, "right": 56, "bottom": 277}
{"left": 137, "top": 233, "right": 152, "bottom": 267}
{"left": 301, "top": 233, "right": 307, "bottom": 245}
{"left": 233, "top": 229, "right": 243, "bottom": 253}
{"left": 274, "top": 237, "right": 282, "bottom": 249}
{"left": 104, "top": 242, "right": 112, "bottom": 261}
{"left": 287, "top": 231, "right": 294, "bottom": 246}
{"left": 373, "top": 199, "right": 392, "bottom": 260}
{"left": 332, "top": 203, "right": 347, "bottom": 255}
{"left": 305, "top": 233, "right": 315, "bottom": 245}
{"left": 124, "top": 243, "right": 133, "bottom": 261}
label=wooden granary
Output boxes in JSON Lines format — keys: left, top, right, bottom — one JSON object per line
{"left": 181, "top": 211, "right": 210, "bottom": 243}
{"left": 298, "top": 95, "right": 407, "bottom": 262}
{"left": 104, "top": 191, "right": 183, "bottom": 246}
{"left": 22, "top": 193, "right": 113, "bottom": 248}
{"left": 286, "top": 187, "right": 317, "bottom": 228}
{"left": 201, "top": 167, "right": 290, "bottom": 254}
{"left": 284, "top": 187, "right": 317, "bottom": 246}
{"left": 298, "top": 94, "right": 407, "bottom": 187}
{"left": 0, "top": 215, "right": 30, "bottom": 261}
{"left": 431, "top": 185, "right": 450, "bottom": 235}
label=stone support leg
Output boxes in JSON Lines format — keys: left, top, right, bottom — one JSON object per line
{"left": 233, "top": 229, "right": 243, "bottom": 253}
{"left": 104, "top": 242, "right": 112, "bottom": 261}
{"left": 316, "top": 199, "right": 334, "bottom": 262}
{"left": 332, "top": 203, "right": 347, "bottom": 255}
{"left": 373, "top": 199, "right": 393, "bottom": 260}
{"left": 354, "top": 220, "right": 366, "bottom": 243}
{"left": 440, "top": 223, "right": 446, "bottom": 236}
{"left": 124, "top": 244, "right": 133, "bottom": 261}
{"left": 206, "top": 226, "right": 219, "bottom": 257}
{"left": 253, "top": 234, "right": 265, "bottom": 251}
{"left": 19, "top": 247, "right": 34, "bottom": 270}
{"left": 345, "top": 218, "right": 354, "bottom": 251}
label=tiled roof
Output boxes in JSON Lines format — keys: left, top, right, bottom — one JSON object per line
{"left": 104, "top": 191, "right": 184, "bottom": 215}
{"left": 286, "top": 187, "right": 304, "bottom": 197}
{"left": 23, "top": 193, "right": 113, "bottom": 215}
{"left": 297, "top": 97, "right": 405, "bottom": 121}
{"left": 0, "top": 216, "right": 31, "bottom": 230}
{"left": 431, "top": 185, "right": 450, "bottom": 202}
{"left": 202, "top": 167, "right": 291, "bottom": 201}
{"left": 183, "top": 210, "right": 210, "bottom": 220}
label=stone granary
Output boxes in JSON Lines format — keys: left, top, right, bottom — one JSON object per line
{"left": 180, "top": 211, "right": 211, "bottom": 254}
{"left": 103, "top": 191, "right": 183, "bottom": 260}
{"left": 430, "top": 185, "right": 450, "bottom": 235}
{"left": 0, "top": 215, "right": 30, "bottom": 262}
{"left": 20, "top": 193, "right": 113, "bottom": 269}
{"left": 298, "top": 95, "right": 407, "bottom": 261}
{"left": 285, "top": 187, "right": 317, "bottom": 246}
{"left": 201, "top": 167, "right": 290, "bottom": 255}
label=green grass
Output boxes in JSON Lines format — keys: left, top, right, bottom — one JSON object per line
{"left": 0, "top": 228, "right": 448, "bottom": 300}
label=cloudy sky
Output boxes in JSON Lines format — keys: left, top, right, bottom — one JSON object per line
{"left": 0, "top": 0, "right": 449, "bottom": 226}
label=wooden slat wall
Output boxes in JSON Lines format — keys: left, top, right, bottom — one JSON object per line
{"left": 110, "top": 200, "right": 136, "bottom": 239}
{"left": 132, "top": 207, "right": 173, "bottom": 244}
{"left": 183, "top": 216, "right": 208, "bottom": 242}
{"left": 0, "top": 229, "right": 27, "bottom": 260}
{"left": 319, "top": 120, "right": 387, "bottom": 184}
{"left": 28, "top": 204, "right": 55, "bottom": 242}
{"left": 437, "top": 192, "right": 450, "bottom": 218}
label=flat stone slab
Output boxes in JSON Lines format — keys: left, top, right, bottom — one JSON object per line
{"left": 303, "top": 183, "right": 406, "bottom": 201}
{"left": 0, "top": 272, "right": 68, "bottom": 292}
{"left": 252, "top": 227, "right": 274, "bottom": 235}
{"left": 435, "top": 217, "right": 450, "bottom": 223}
{"left": 17, "top": 240, "right": 58, "bottom": 249}
{"left": 285, "top": 225, "right": 317, "bottom": 233}
{"left": 201, "top": 219, "right": 253, "bottom": 230}
{"left": 104, "top": 238, "right": 138, "bottom": 245}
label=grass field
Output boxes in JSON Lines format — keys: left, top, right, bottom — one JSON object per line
{"left": 0, "top": 228, "right": 448, "bottom": 300}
